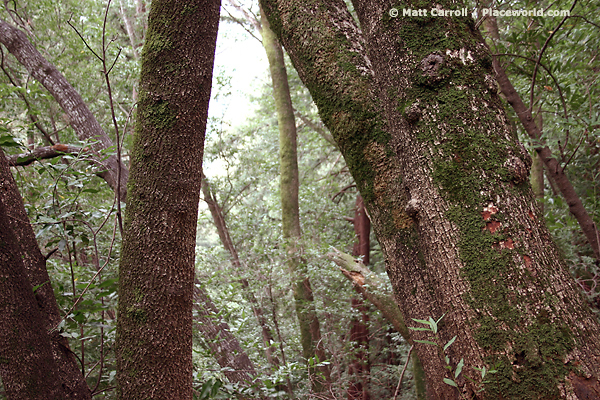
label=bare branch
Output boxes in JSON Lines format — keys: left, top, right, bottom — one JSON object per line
{"left": 6, "top": 144, "right": 82, "bottom": 166}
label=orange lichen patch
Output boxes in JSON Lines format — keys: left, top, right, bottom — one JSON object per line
{"left": 523, "top": 255, "right": 532, "bottom": 267}
{"left": 528, "top": 210, "right": 535, "bottom": 220}
{"left": 52, "top": 143, "right": 69, "bottom": 152}
{"left": 485, "top": 220, "right": 502, "bottom": 233}
{"left": 482, "top": 203, "right": 499, "bottom": 220}
{"left": 567, "top": 371, "right": 600, "bottom": 399}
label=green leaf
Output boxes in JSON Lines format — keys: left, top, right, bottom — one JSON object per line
{"left": 414, "top": 339, "right": 437, "bottom": 346}
{"left": 0, "top": 134, "right": 21, "bottom": 148}
{"left": 409, "top": 326, "right": 433, "bottom": 332}
{"left": 429, "top": 316, "right": 437, "bottom": 333}
{"left": 32, "top": 281, "right": 49, "bottom": 293}
{"left": 411, "top": 318, "right": 432, "bottom": 325}
{"left": 443, "top": 335, "right": 457, "bottom": 351}
{"left": 455, "top": 358, "right": 464, "bottom": 379}
{"left": 443, "top": 378, "right": 458, "bottom": 387}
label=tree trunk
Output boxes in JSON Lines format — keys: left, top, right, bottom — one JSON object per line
{"left": 201, "top": 176, "right": 280, "bottom": 369}
{"left": 0, "top": 150, "right": 65, "bottom": 400}
{"left": 261, "top": 0, "right": 600, "bottom": 398}
{"left": 193, "top": 283, "right": 259, "bottom": 385}
{"left": 0, "top": 148, "right": 92, "bottom": 398}
{"left": 348, "top": 195, "right": 370, "bottom": 400}
{"left": 328, "top": 248, "right": 426, "bottom": 399}
{"left": 0, "top": 19, "right": 128, "bottom": 199}
{"left": 260, "top": 5, "right": 330, "bottom": 392}
{"left": 115, "top": 0, "right": 220, "bottom": 398}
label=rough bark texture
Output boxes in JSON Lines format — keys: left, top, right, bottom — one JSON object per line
{"left": 261, "top": 0, "right": 600, "bottom": 398}
{"left": 260, "top": 5, "right": 329, "bottom": 391}
{"left": 0, "top": 155, "right": 65, "bottom": 399}
{"left": 0, "top": 148, "right": 91, "bottom": 398}
{"left": 115, "top": 0, "right": 220, "bottom": 398}
{"left": 0, "top": 19, "right": 129, "bottom": 199}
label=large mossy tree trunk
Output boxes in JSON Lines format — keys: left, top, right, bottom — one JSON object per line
{"left": 260, "top": 0, "right": 600, "bottom": 398}
{"left": 260, "top": 6, "right": 330, "bottom": 392}
{"left": 115, "top": 0, "right": 220, "bottom": 398}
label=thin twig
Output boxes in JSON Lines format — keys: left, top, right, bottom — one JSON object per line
{"left": 393, "top": 344, "right": 414, "bottom": 400}
{"left": 528, "top": 0, "right": 578, "bottom": 114}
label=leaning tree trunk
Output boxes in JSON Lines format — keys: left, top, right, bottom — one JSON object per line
{"left": 193, "top": 283, "right": 260, "bottom": 386}
{"left": 0, "top": 148, "right": 66, "bottom": 400}
{"left": 115, "top": 0, "right": 220, "bottom": 398}
{"left": 0, "top": 148, "right": 92, "bottom": 398}
{"left": 202, "top": 176, "right": 282, "bottom": 370}
{"left": 260, "top": 0, "right": 600, "bottom": 398}
{"left": 260, "top": 5, "right": 330, "bottom": 392}
{"left": 0, "top": 19, "right": 128, "bottom": 199}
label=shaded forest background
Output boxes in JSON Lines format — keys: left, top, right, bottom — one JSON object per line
{"left": 1, "top": 0, "right": 599, "bottom": 398}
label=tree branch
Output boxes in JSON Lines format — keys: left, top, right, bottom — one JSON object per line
{"left": 493, "top": 57, "right": 600, "bottom": 260}
{"left": 0, "top": 18, "right": 128, "bottom": 199}
{"left": 6, "top": 144, "right": 81, "bottom": 166}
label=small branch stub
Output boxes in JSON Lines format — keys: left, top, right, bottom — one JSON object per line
{"left": 405, "top": 198, "right": 420, "bottom": 219}
{"left": 505, "top": 156, "right": 530, "bottom": 184}
{"left": 419, "top": 53, "right": 446, "bottom": 85}
{"left": 406, "top": 102, "right": 422, "bottom": 124}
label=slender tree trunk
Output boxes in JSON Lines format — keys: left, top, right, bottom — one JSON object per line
{"left": 493, "top": 59, "right": 600, "bottom": 259}
{"left": 260, "top": 5, "right": 330, "bottom": 392}
{"left": 0, "top": 19, "right": 128, "bottom": 199}
{"left": 115, "top": 0, "right": 220, "bottom": 398}
{"left": 202, "top": 176, "right": 281, "bottom": 369}
{"left": 261, "top": 0, "right": 600, "bottom": 398}
{"left": 348, "top": 195, "right": 370, "bottom": 400}
{"left": 328, "top": 249, "right": 426, "bottom": 400}
{"left": 193, "top": 283, "right": 259, "bottom": 385}
{"left": 0, "top": 149, "right": 92, "bottom": 398}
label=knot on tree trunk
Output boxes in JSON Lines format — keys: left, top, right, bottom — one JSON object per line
{"left": 419, "top": 53, "right": 446, "bottom": 85}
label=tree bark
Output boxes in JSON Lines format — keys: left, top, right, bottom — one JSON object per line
{"left": 261, "top": 0, "right": 600, "bottom": 398}
{"left": 0, "top": 148, "right": 67, "bottom": 400}
{"left": 260, "top": 5, "right": 330, "bottom": 392}
{"left": 115, "top": 0, "right": 220, "bottom": 398}
{"left": 0, "top": 19, "right": 128, "bottom": 200}
{"left": 0, "top": 148, "right": 92, "bottom": 398}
